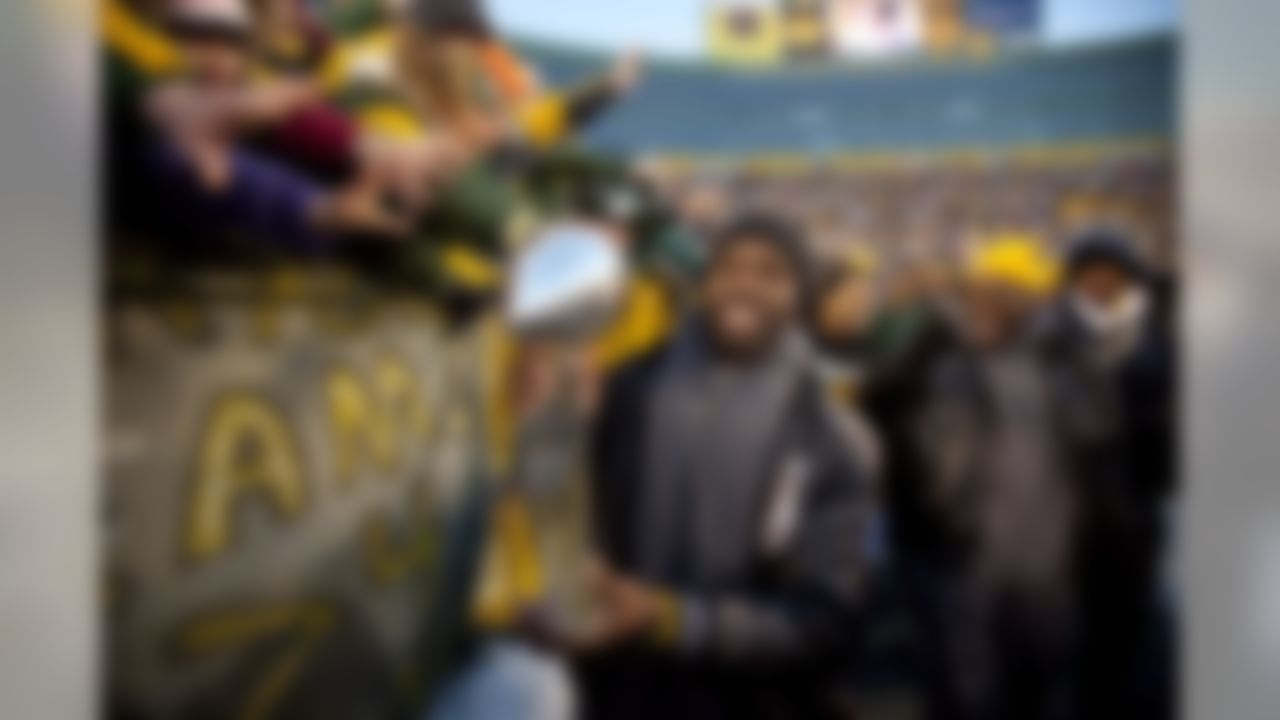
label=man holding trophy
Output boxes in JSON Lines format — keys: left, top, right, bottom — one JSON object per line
{"left": 544, "top": 213, "right": 874, "bottom": 719}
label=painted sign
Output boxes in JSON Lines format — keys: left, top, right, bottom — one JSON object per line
{"left": 105, "top": 272, "right": 499, "bottom": 719}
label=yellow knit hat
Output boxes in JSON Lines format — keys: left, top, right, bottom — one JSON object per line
{"left": 965, "top": 232, "right": 1061, "bottom": 296}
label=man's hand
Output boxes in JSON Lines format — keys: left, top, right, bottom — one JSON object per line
{"left": 234, "top": 78, "right": 322, "bottom": 128}
{"left": 360, "top": 133, "right": 468, "bottom": 214}
{"left": 311, "top": 178, "right": 409, "bottom": 240}
{"left": 608, "top": 51, "right": 645, "bottom": 95}
{"left": 571, "top": 560, "right": 666, "bottom": 655}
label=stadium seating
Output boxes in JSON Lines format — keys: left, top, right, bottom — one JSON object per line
{"left": 520, "top": 34, "right": 1176, "bottom": 154}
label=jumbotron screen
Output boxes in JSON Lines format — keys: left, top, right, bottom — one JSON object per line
{"left": 708, "top": 0, "right": 1042, "bottom": 63}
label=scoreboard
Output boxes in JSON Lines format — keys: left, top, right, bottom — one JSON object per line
{"left": 966, "top": 0, "right": 1040, "bottom": 41}
{"left": 707, "top": 0, "right": 1042, "bottom": 64}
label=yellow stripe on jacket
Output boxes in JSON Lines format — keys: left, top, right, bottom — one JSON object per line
{"left": 102, "top": 0, "right": 182, "bottom": 77}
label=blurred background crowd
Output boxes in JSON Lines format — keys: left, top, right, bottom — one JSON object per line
{"left": 650, "top": 155, "right": 1175, "bottom": 271}
{"left": 101, "top": 0, "right": 1178, "bottom": 719}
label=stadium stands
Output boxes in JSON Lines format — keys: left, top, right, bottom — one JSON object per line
{"left": 520, "top": 34, "right": 1176, "bottom": 155}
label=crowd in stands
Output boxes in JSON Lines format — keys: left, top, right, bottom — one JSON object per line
{"left": 645, "top": 151, "right": 1176, "bottom": 275}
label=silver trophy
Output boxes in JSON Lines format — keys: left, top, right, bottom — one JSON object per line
{"left": 504, "top": 221, "right": 627, "bottom": 640}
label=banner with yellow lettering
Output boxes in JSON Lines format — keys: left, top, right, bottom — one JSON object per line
{"left": 105, "top": 270, "right": 498, "bottom": 719}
